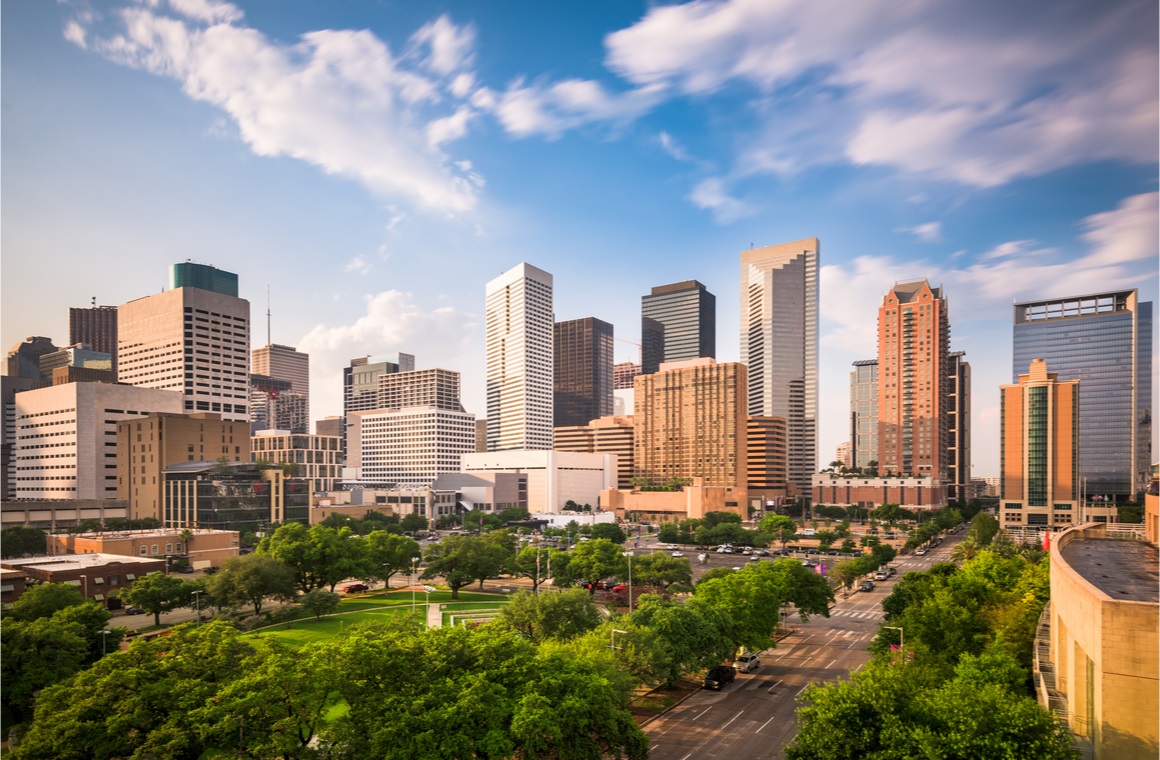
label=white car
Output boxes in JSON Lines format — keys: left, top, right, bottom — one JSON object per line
{"left": 733, "top": 652, "right": 762, "bottom": 673}
{"left": 670, "top": 551, "right": 684, "bottom": 557}
{"left": 916, "top": 548, "right": 927, "bottom": 556}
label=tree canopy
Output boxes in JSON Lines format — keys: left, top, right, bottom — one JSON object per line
{"left": 118, "top": 572, "right": 199, "bottom": 627}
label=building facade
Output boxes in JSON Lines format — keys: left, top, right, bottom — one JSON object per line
{"left": 39, "top": 345, "right": 113, "bottom": 381}
{"left": 378, "top": 368, "right": 464, "bottom": 412}
{"left": 485, "top": 263, "right": 554, "bottom": 451}
{"left": 877, "top": 280, "right": 950, "bottom": 481}
{"left": 1013, "top": 290, "right": 1152, "bottom": 499}
{"left": 346, "top": 406, "right": 476, "bottom": 487}
{"left": 342, "top": 353, "right": 414, "bottom": 455}
{"left": 251, "top": 344, "right": 309, "bottom": 429}
{"left": 850, "top": 359, "right": 878, "bottom": 469}
{"left": 811, "top": 474, "right": 947, "bottom": 510}
{"left": 634, "top": 358, "right": 747, "bottom": 490}
{"left": 553, "top": 317, "right": 614, "bottom": 427}
{"left": 946, "top": 351, "right": 972, "bottom": 501}
{"left": 47, "top": 528, "right": 239, "bottom": 569}
{"left": 251, "top": 431, "right": 343, "bottom": 492}
{"left": 741, "top": 239, "right": 818, "bottom": 493}
{"left": 249, "top": 374, "right": 308, "bottom": 434}
{"left": 5, "top": 337, "right": 59, "bottom": 380}
{"left": 460, "top": 449, "right": 616, "bottom": 513}
{"left": 15, "top": 383, "right": 183, "bottom": 501}
{"left": 69, "top": 305, "right": 118, "bottom": 377}
{"left": 554, "top": 415, "right": 635, "bottom": 488}
{"left": 0, "top": 553, "right": 166, "bottom": 608}
{"left": 162, "top": 462, "right": 309, "bottom": 530}
{"left": 117, "top": 411, "right": 250, "bottom": 522}
{"left": 613, "top": 362, "right": 640, "bottom": 390}
{"left": 641, "top": 280, "right": 715, "bottom": 375}
{"left": 117, "top": 264, "right": 250, "bottom": 422}
{"left": 747, "top": 416, "right": 788, "bottom": 499}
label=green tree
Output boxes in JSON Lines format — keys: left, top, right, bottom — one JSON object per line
{"left": 970, "top": 511, "right": 1000, "bottom": 546}
{"left": 589, "top": 522, "right": 627, "bottom": 544}
{"left": 498, "top": 588, "right": 602, "bottom": 643}
{"left": 400, "top": 512, "right": 429, "bottom": 532}
{"left": 758, "top": 514, "right": 798, "bottom": 548}
{"left": 568, "top": 538, "right": 628, "bottom": 584}
{"left": 511, "top": 545, "right": 567, "bottom": 591}
{"left": 363, "top": 530, "right": 421, "bottom": 588}
{"left": 204, "top": 553, "right": 298, "bottom": 616}
{"left": 689, "top": 565, "right": 782, "bottom": 653}
{"left": 118, "top": 572, "right": 198, "bottom": 627}
{"left": 628, "top": 551, "right": 693, "bottom": 593}
{"left": 626, "top": 594, "right": 732, "bottom": 687}
{"left": 1, "top": 526, "right": 47, "bottom": 558}
{"left": 1, "top": 616, "right": 90, "bottom": 724}
{"left": 258, "top": 522, "right": 369, "bottom": 592}
{"left": 8, "top": 582, "right": 87, "bottom": 621}
{"left": 298, "top": 589, "right": 342, "bottom": 620}
{"left": 421, "top": 534, "right": 502, "bottom": 599}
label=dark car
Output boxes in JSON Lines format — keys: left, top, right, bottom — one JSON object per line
{"left": 343, "top": 583, "right": 370, "bottom": 593}
{"left": 173, "top": 564, "right": 195, "bottom": 573}
{"left": 860, "top": 580, "right": 875, "bottom": 592}
{"left": 704, "top": 665, "right": 736, "bottom": 690}
{"left": 124, "top": 606, "right": 145, "bottom": 615}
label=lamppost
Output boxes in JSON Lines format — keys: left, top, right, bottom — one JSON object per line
{"left": 100, "top": 629, "right": 111, "bottom": 657}
{"left": 80, "top": 574, "right": 88, "bottom": 599}
{"left": 411, "top": 557, "right": 420, "bottom": 617}
{"left": 423, "top": 585, "right": 436, "bottom": 622}
{"left": 609, "top": 628, "right": 627, "bottom": 650}
{"left": 191, "top": 589, "right": 203, "bottom": 626}
{"left": 884, "top": 625, "right": 904, "bottom": 654}
{"left": 623, "top": 551, "right": 633, "bottom": 613}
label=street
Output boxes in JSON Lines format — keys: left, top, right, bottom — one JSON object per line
{"left": 642, "top": 532, "right": 962, "bottom": 760}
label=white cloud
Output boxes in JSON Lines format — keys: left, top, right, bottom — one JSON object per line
{"left": 494, "top": 78, "right": 665, "bottom": 139}
{"left": 688, "top": 177, "right": 753, "bottom": 223}
{"left": 344, "top": 255, "right": 372, "bottom": 275}
{"left": 298, "top": 290, "right": 479, "bottom": 418}
{"left": 70, "top": 5, "right": 483, "bottom": 213}
{"left": 899, "top": 221, "right": 941, "bottom": 243}
{"left": 977, "top": 239, "right": 1049, "bottom": 262}
{"left": 1078, "top": 191, "right": 1159, "bottom": 267}
{"left": 658, "top": 131, "right": 691, "bottom": 162}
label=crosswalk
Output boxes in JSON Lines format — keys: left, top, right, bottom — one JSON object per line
{"left": 829, "top": 608, "right": 883, "bottom": 620}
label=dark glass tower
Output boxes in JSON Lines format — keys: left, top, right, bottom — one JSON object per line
{"left": 1012, "top": 290, "right": 1152, "bottom": 499}
{"left": 640, "top": 280, "right": 715, "bottom": 374}
{"left": 554, "top": 318, "right": 614, "bottom": 427}
{"left": 69, "top": 305, "right": 119, "bottom": 377}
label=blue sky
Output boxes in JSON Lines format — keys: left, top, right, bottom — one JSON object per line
{"left": 3, "top": 0, "right": 1157, "bottom": 478}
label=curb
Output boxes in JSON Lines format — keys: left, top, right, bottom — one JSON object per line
{"left": 636, "top": 681, "right": 705, "bottom": 728}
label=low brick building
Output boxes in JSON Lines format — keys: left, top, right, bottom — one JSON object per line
{"left": 47, "top": 527, "right": 239, "bottom": 570}
{"left": 1, "top": 553, "right": 166, "bottom": 607}
{"left": 811, "top": 474, "right": 946, "bottom": 510}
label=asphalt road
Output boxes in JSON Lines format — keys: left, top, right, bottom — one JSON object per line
{"left": 642, "top": 532, "right": 963, "bottom": 760}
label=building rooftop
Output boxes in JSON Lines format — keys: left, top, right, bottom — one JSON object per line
{"left": 49, "top": 528, "right": 235, "bottom": 540}
{"left": 2, "top": 553, "right": 164, "bottom": 572}
{"left": 1060, "top": 537, "right": 1159, "bottom": 604}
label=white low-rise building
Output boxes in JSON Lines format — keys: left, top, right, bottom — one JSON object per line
{"left": 460, "top": 450, "right": 616, "bottom": 513}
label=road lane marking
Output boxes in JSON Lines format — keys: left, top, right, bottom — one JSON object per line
{"left": 767, "top": 679, "right": 784, "bottom": 693}
{"left": 680, "top": 753, "right": 693, "bottom": 760}
{"left": 721, "top": 710, "right": 745, "bottom": 730}
{"left": 694, "top": 706, "right": 713, "bottom": 720}
{"left": 757, "top": 714, "right": 778, "bottom": 733}
{"left": 796, "top": 683, "right": 811, "bottom": 696}
{"left": 827, "top": 659, "right": 838, "bottom": 669}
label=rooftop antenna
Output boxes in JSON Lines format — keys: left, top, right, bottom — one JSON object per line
{"left": 266, "top": 285, "right": 272, "bottom": 347}
{"left": 91, "top": 296, "right": 96, "bottom": 307}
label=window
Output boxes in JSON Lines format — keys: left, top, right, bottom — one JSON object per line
{"left": 140, "top": 546, "right": 148, "bottom": 556}
{"left": 166, "top": 544, "right": 173, "bottom": 553}
{"left": 151, "top": 544, "right": 159, "bottom": 555}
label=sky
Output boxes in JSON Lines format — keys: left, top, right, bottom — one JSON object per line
{"left": 3, "top": 0, "right": 1158, "bottom": 479}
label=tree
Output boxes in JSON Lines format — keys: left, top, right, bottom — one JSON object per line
{"left": 689, "top": 565, "right": 783, "bottom": 653}
{"left": 1, "top": 616, "right": 90, "bottom": 724}
{"left": 625, "top": 594, "right": 733, "bottom": 687}
{"left": 970, "top": 511, "right": 1000, "bottom": 546}
{"left": 298, "top": 589, "right": 341, "bottom": 620}
{"left": 656, "top": 521, "right": 687, "bottom": 545}
{"left": 205, "top": 554, "right": 298, "bottom": 616}
{"left": 498, "top": 588, "right": 602, "bottom": 643}
{"left": 362, "top": 530, "right": 421, "bottom": 587}
{"left": 1, "top": 526, "right": 47, "bottom": 558}
{"left": 589, "top": 522, "right": 627, "bottom": 544}
{"left": 8, "top": 582, "right": 87, "bottom": 621}
{"left": 421, "top": 534, "right": 503, "bottom": 599}
{"left": 568, "top": 538, "right": 627, "bottom": 585}
{"left": 119, "top": 572, "right": 199, "bottom": 626}
{"left": 400, "top": 512, "right": 429, "bottom": 532}
{"left": 759, "top": 514, "right": 798, "bottom": 548}
{"left": 258, "top": 522, "right": 369, "bottom": 593}
{"left": 511, "top": 545, "right": 567, "bottom": 591}
{"left": 628, "top": 551, "right": 693, "bottom": 593}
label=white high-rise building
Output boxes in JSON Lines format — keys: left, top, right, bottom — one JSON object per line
{"left": 485, "top": 263, "right": 554, "bottom": 451}
{"left": 347, "top": 406, "right": 476, "bottom": 487}
{"left": 118, "top": 264, "right": 250, "bottom": 423}
{"left": 741, "top": 238, "right": 819, "bottom": 493}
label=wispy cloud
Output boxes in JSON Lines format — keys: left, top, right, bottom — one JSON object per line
{"left": 898, "top": 221, "right": 942, "bottom": 243}
{"left": 1078, "top": 191, "right": 1159, "bottom": 267}
{"left": 688, "top": 177, "right": 753, "bottom": 223}
{"left": 344, "top": 255, "right": 373, "bottom": 275}
{"left": 67, "top": 4, "right": 486, "bottom": 213}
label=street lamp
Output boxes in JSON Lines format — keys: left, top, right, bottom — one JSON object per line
{"left": 411, "top": 557, "right": 420, "bottom": 617}
{"left": 609, "top": 628, "right": 627, "bottom": 650}
{"left": 191, "top": 589, "right": 203, "bottom": 626}
{"left": 100, "top": 629, "right": 111, "bottom": 657}
{"left": 884, "top": 625, "right": 904, "bottom": 653}
{"left": 422, "top": 585, "right": 437, "bottom": 623}
{"left": 623, "top": 551, "right": 633, "bottom": 613}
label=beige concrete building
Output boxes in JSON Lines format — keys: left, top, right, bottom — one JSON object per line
{"left": 47, "top": 527, "right": 240, "bottom": 569}
{"left": 251, "top": 430, "right": 342, "bottom": 492}
{"left": 311, "top": 485, "right": 459, "bottom": 523}
{"left": 118, "top": 269, "right": 250, "bottom": 422}
{"left": 252, "top": 343, "right": 309, "bottom": 416}
{"left": 747, "top": 416, "right": 788, "bottom": 501}
{"left": 554, "top": 415, "right": 635, "bottom": 488}
{"left": 117, "top": 412, "right": 250, "bottom": 522}
{"left": 811, "top": 474, "right": 946, "bottom": 510}
{"left": 1146, "top": 466, "right": 1158, "bottom": 544}
{"left": 378, "top": 368, "right": 465, "bottom": 412}
{"left": 14, "top": 382, "right": 183, "bottom": 501}
{"left": 601, "top": 478, "right": 746, "bottom": 523}
{"left": 461, "top": 449, "right": 616, "bottom": 513}
{"left": 1039, "top": 522, "right": 1158, "bottom": 759}
{"left": 634, "top": 358, "right": 747, "bottom": 491}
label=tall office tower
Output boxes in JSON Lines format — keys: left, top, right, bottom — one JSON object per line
{"left": 613, "top": 362, "right": 640, "bottom": 390}
{"left": 70, "top": 305, "right": 118, "bottom": 377}
{"left": 15, "top": 383, "right": 183, "bottom": 500}
{"left": 747, "top": 416, "right": 788, "bottom": 498}
{"left": 475, "top": 419, "right": 488, "bottom": 452}
{"left": 249, "top": 374, "right": 308, "bottom": 433}
{"left": 946, "top": 351, "right": 972, "bottom": 501}
{"left": 342, "top": 352, "right": 414, "bottom": 454}
{"left": 554, "top": 415, "right": 635, "bottom": 488}
{"left": 835, "top": 442, "right": 852, "bottom": 468}
{"left": 999, "top": 359, "right": 1085, "bottom": 529}
{"left": 5, "top": 337, "right": 59, "bottom": 379}
{"left": 850, "top": 360, "right": 878, "bottom": 469}
{"left": 2, "top": 376, "right": 47, "bottom": 498}
{"left": 1013, "top": 290, "right": 1152, "bottom": 499}
{"left": 741, "top": 238, "right": 819, "bottom": 492}
{"left": 877, "top": 279, "right": 950, "bottom": 480}
{"left": 118, "top": 263, "right": 251, "bottom": 422}
{"left": 252, "top": 344, "right": 309, "bottom": 424}
{"left": 641, "top": 281, "right": 715, "bottom": 374}
{"left": 485, "top": 262, "right": 554, "bottom": 451}
{"left": 634, "top": 358, "right": 747, "bottom": 488}
{"left": 117, "top": 412, "right": 250, "bottom": 520}
{"left": 347, "top": 369, "right": 475, "bottom": 486}
{"left": 554, "top": 317, "right": 614, "bottom": 427}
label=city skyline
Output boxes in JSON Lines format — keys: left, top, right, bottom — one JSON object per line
{"left": 3, "top": 0, "right": 1158, "bottom": 479}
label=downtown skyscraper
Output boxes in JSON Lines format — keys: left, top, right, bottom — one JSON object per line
{"left": 553, "top": 317, "right": 614, "bottom": 428}
{"left": 741, "top": 238, "right": 818, "bottom": 493}
{"left": 640, "top": 280, "right": 715, "bottom": 374}
{"left": 1013, "top": 289, "right": 1152, "bottom": 499}
{"left": 486, "top": 262, "right": 554, "bottom": 451}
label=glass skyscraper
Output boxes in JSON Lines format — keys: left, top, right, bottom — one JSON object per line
{"left": 850, "top": 359, "right": 878, "bottom": 470}
{"left": 1012, "top": 289, "right": 1152, "bottom": 499}
{"left": 640, "top": 281, "right": 715, "bottom": 375}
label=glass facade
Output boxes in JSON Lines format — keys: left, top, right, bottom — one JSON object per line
{"left": 1013, "top": 291, "right": 1152, "bottom": 498}
{"left": 169, "top": 262, "right": 239, "bottom": 297}
{"left": 850, "top": 360, "right": 878, "bottom": 469}
{"left": 553, "top": 318, "right": 614, "bottom": 427}
{"left": 641, "top": 281, "right": 716, "bottom": 374}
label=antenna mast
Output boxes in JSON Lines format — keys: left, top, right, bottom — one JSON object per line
{"left": 266, "top": 285, "right": 272, "bottom": 346}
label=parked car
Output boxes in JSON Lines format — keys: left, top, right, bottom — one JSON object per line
{"left": 124, "top": 606, "right": 145, "bottom": 615}
{"left": 887, "top": 566, "right": 898, "bottom": 576}
{"left": 757, "top": 549, "right": 770, "bottom": 556}
{"left": 875, "top": 570, "right": 889, "bottom": 580}
{"left": 748, "top": 555, "right": 761, "bottom": 562}
{"left": 916, "top": 548, "right": 927, "bottom": 556}
{"left": 343, "top": 583, "right": 370, "bottom": 593}
{"left": 733, "top": 652, "right": 762, "bottom": 673}
{"left": 860, "top": 580, "right": 875, "bottom": 592}
{"left": 671, "top": 551, "right": 684, "bottom": 557}
{"left": 703, "top": 665, "right": 737, "bottom": 690}
{"left": 611, "top": 584, "right": 628, "bottom": 592}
